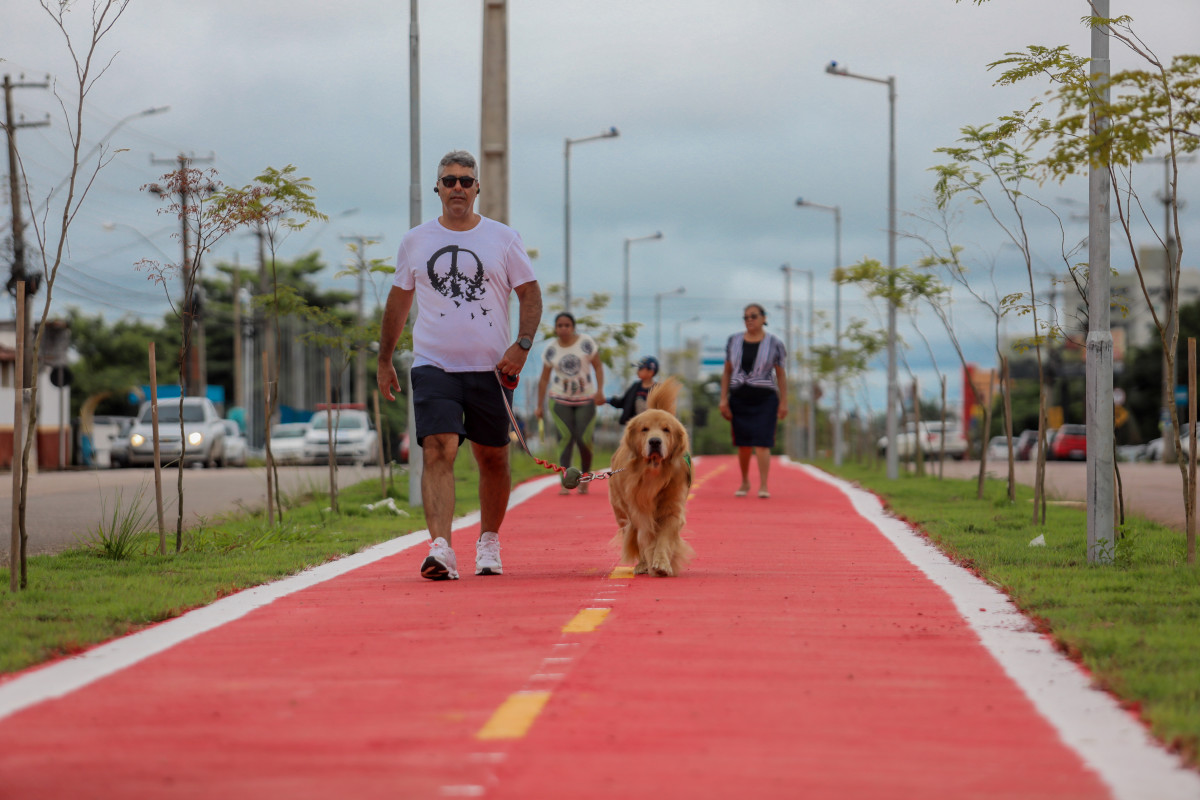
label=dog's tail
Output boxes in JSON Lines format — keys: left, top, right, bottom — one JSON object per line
{"left": 646, "top": 377, "right": 681, "bottom": 415}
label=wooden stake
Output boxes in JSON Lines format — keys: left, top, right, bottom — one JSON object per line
{"left": 149, "top": 343, "right": 165, "bottom": 553}
{"left": 10, "top": 282, "right": 24, "bottom": 592}
{"left": 1189, "top": 338, "right": 1196, "bottom": 565}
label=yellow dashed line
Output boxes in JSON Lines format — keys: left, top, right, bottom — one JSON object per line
{"left": 608, "top": 566, "right": 635, "bottom": 579}
{"left": 562, "top": 607, "right": 610, "bottom": 633}
{"left": 475, "top": 690, "right": 551, "bottom": 740}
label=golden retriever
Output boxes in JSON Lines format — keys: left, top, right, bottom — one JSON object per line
{"left": 607, "top": 378, "right": 694, "bottom": 576}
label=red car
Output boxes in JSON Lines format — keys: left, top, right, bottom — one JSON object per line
{"left": 1050, "top": 423, "right": 1087, "bottom": 461}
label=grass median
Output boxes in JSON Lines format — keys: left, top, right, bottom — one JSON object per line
{"left": 822, "top": 458, "right": 1200, "bottom": 768}
{"left": 0, "top": 450, "right": 556, "bottom": 675}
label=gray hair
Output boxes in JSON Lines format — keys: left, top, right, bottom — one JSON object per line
{"left": 437, "top": 150, "right": 477, "bottom": 177}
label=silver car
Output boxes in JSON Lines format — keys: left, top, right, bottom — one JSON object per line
{"left": 126, "top": 397, "right": 228, "bottom": 468}
{"left": 221, "top": 419, "right": 248, "bottom": 467}
{"left": 268, "top": 422, "right": 312, "bottom": 465}
{"left": 303, "top": 409, "right": 379, "bottom": 466}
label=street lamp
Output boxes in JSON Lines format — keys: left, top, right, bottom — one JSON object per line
{"left": 564, "top": 127, "right": 619, "bottom": 312}
{"left": 826, "top": 60, "right": 898, "bottom": 479}
{"left": 42, "top": 106, "right": 170, "bottom": 210}
{"left": 797, "top": 197, "right": 843, "bottom": 465}
{"left": 101, "top": 221, "right": 174, "bottom": 262}
{"left": 675, "top": 315, "right": 701, "bottom": 349}
{"left": 654, "top": 286, "right": 685, "bottom": 356}
{"left": 622, "top": 231, "right": 663, "bottom": 380}
{"left": 781, "top": 264, "right": 815, "bottom": 461}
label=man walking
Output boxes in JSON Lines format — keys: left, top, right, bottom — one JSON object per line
{"left": 378, "top": 150, "right": 542, "bottom": 580}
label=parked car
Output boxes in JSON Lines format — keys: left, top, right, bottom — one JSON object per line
{"left": 1050, "top": 423, "right": 1087, "bottom": 461}
{"left": 1014, "top": 429, "right": 1039, "bottom": 461}
{"left": 303, "top": 408, "right": 379, "bottom": 466}
{"left": 268, "top": 422, "right": 311, "bottom": 465}
{"left": 877, "top": 420, "right": 968, "bottom": 460}
{"left": 97, "top": 416, "right": 136, "bottom": 468}
{"left": 221, "top": 420, "right": 248, "bottom": 467}
{"left": 126, "top": 397, "right": 228, "bottom": 468}
{"left": 985, "top": 435, "right": 1010, "bottom": 461}
{"left": 1146, "top": 423, "right": 1191, "bottom": 462}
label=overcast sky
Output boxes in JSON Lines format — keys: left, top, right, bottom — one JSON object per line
{"left": 5, "top": 0, "right": 1200, "bottom": 416}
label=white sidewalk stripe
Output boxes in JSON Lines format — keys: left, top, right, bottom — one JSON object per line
{"left": 793, "top": 461, "right": 1200, "bottom": 800}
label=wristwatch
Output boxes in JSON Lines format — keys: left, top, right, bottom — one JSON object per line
{"left": 517, "top": 336, "right": 533, "bottom": 351}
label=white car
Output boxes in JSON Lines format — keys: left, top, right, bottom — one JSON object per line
{"left": 303, "top": 409, "right": 379, "bottom": 466}
{"left": 126, "top": 397, "right": 228, "bottom": 468}
{"left": 877, "top": 420, "right": 968, "bottom": 460}
{"left": 986, "top": 435, "right": 1010, "bottom": 461}
{"left": 268, "top": 422, "right": 311, "bottom": 465}
{"left": 221, "top": 420, "right": 248, "bottom": 467}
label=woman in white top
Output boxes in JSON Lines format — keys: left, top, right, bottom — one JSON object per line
{"left": 537, "top": 312, "right": 606, "bottom": 493}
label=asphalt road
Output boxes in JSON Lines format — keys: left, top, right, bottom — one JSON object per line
{"left": 932, "top": 458, "right": 1191, "bottom": 533}
{"left": 1, "top": 464, "right": 383, "bottom": 560}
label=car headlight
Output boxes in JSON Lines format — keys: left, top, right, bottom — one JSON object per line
{"left": 188, "top": 432, "right": 204, "bottom": 446}
{"left": 130, "top": 433, "right": 145, "bottom": 447}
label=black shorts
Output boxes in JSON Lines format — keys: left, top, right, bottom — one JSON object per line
{"left": 411, "top": 366, "right": 513, "bottom": 448}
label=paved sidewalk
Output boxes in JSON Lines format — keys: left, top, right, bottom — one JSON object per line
{"left": 1, "top": 457, "right": 1197, "bottom": 799}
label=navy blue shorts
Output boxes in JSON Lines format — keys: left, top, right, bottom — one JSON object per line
{"left": 410, "top": 366, "right": 513, "bottom": 448}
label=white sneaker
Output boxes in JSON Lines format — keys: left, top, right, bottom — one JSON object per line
{"left": 475, "top": 531, "right": 503, "bottom": 576}
{"left": 421, "top": 537, "right": 459, "bottom": 581}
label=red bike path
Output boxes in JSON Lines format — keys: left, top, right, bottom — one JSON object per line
{"left": 1, "top": 456, "right": 1197, "bottom": 799}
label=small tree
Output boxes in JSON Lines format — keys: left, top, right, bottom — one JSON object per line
{"left": 979, "top": 8, "right": 1200, "bottom": 546}
{"left": 8, "top": 0, "right": 133, "bottom": 589}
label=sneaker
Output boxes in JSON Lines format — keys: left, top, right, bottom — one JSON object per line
{"left": 475, "top": 531, "right": 503, "bottom": 576}
{"left": 421, "top": 537, "right": 459, "bottom": 580}
{"left": 578, "top": 481, "right": 589, "bottom": 495}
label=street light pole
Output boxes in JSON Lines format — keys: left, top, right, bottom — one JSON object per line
{"left": 675, "top": 315, "right": 701, "bottom": 349}
{"left": 826, "top": 60, "right": 898, "bottom": 479}
{"left": 797, "top": 198, "right": 843, "bottom": 465}
{"left": 781, "top": 264, "right": 816, "bottom": 461}
{"left": 623, "top": 230, "right": 663, "bottom": 380}
{"left": 654, "top": 286, "right": 685, "bottom": 357}
{"left": 564, "top": 127, "right": 619, "bottom": 312}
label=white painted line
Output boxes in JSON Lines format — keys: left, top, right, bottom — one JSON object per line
{"left": 793, "top": 462, "right": 1200, "bottom": 800}
{"left": 0, "top": 475, "right": 560, "bottom": 722}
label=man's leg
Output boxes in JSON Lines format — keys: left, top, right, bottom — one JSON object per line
{"left": 472, "top": 440, "right": 510, "bottom": 536}
{"left": 422, "top": 432, "right": 460, "bottom": 545}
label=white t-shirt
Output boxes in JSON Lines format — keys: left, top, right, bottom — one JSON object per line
{"left": 543, "top": 334, "right": 599, "bottom": 405}
{"left": 394, "top": 216, "right": 537, "bottom": 372}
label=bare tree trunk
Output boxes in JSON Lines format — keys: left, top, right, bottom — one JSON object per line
{"left": 1002, "top": 356, "right": 1015, "bottom": 503}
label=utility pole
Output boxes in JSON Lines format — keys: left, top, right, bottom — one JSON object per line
{"left": 4, "top": 73, "right": 50, "bottom": 386}
{"left": 149, "top": 152, "right": 214, "bottom": 399}
{"left": 407, "top": 0, "right": 423, "bottom": 507}
{"left": 340, "top": 234, "right": 383, "bottom": 406}
{"left": 1085, "top": 0, "right": 1115, "bottom": 564}
{"left": 480, "top": 0, "right": 509, "bottom": 224}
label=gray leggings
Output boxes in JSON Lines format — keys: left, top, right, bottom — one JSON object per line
{"left": 552, "top": 401, "right": 597, "bottom": 472}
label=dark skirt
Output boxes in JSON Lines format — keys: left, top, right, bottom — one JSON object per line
{"left": 729, "top": 385, "right": 779, "bottom": 447}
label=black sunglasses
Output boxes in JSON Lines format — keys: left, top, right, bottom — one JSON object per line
{"left": 439, "top": 175, "right": 477, "bottom": 188}
{"left": 743, "top": 313, "right": 761, "bottom": 320}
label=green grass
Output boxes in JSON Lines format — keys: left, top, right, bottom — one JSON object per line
{"left": 0, "top": 451, "right": 553, "bottom": 675}
{"left": 824, "top": 458, "right": 1200, "bottom": 766}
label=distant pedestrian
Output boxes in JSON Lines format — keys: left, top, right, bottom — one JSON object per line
{"left": 536, "top": 312, "right": 606, "bottom": 494}
{"left": 377, "top": 149, "right": 543, "bottom": 581}
{"left": 607, "top": 355, "right": 659, "bottom": 426}
{"left": 719, "top": 303, "right": 787, "bottom": 498}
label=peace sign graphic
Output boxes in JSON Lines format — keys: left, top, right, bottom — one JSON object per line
{"left": 427, "top": 245, "right": 486, "bottom": 302}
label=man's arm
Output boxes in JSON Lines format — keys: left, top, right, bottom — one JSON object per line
{"left": 496, "top": 279, "right": 543, "bottom": 378}
{"left": 377, "top": 285, "right": 415, "bottom": 402}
